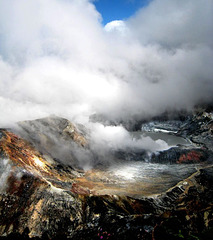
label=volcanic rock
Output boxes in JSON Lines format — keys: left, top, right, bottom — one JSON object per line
{"left": 0, "top": 111, "right": 213, "bottom": 239}
{"left": 150, "top": 147, "right": 212, "bottom": 164}
{"left": 16, "top": 116, "right": 90, "bottom": 169}
{"left": 178, "top": 106, "right": 213, "bottom": 150}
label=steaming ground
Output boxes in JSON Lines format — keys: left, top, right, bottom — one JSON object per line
{"left": 14, "top": 116, "right": 172, "bottom": 170}
{"left": 0, "top": 0, "right": 213, "bottom": 164}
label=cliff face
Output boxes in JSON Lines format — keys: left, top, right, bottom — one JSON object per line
{"left": 0, "top": 114, "right": 213, "bottom": 239}
{"left": 0, "top": 128, "right": 81, "bottom": 237}
{"left": 178, "top": 107, "right": 213, "bottom": 151}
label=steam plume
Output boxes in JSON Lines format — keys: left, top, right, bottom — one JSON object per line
{"left": 0, "top": 0, "right": 212, "bottom": 127}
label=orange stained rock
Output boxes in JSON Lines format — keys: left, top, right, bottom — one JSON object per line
{"left": 177, "top": 151, "right": 203, "bottom": 164}
{"left": 0, "top": 130, "right": 74, "bottom": 183}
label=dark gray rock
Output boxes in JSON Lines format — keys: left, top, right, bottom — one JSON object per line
{"left": 178, "top": 107, "right": 213, "bottom": 150}
{"left": 150, "top": 147, "right": 213, "bottom": 164}
{"left": 0, "top": 108, "right": 213, "bottom": 239}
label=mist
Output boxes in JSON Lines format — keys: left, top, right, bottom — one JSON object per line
{"left": 0, "top": 0, "right": 213, "bottom": 167}
{"left": 0, "top": 0, "right": 212, "bottom": 127}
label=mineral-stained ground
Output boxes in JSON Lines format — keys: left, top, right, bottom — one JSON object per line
{"left": 0, "top": 107, "right": 212, "bottom": 240}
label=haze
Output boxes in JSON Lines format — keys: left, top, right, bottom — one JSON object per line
{"left": 0, "top": 0, "right": 212, "bottom": 126}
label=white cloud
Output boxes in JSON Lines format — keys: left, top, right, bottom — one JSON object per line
{"left": 128, "top": 0, "right": 213, "bottom": 48}
{"left": 0, "top": 0, "right": 212, "bottom": 128}
{"left": 104, "top": 20, "right": 127, "bottom": 35}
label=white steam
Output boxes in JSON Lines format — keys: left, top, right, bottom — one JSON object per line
{"left": 0, "top": 0, "right": 212, "bottom": 168}
{"left": 1, "top": 0, "right": 212, "bottom": 168}
{"left": 0, "top": 0, "right": 213, "bottom": 127}
{"left": 89, "top": 123, "right": 169, "bottom": 153}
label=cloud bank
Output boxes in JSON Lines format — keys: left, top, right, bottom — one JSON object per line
{"left": 0, "top": 0, "right": 213, "bottom": 128}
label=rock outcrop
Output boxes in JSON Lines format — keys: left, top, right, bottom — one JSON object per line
{"left": 178, "top": 106, "right": 213, "bottom": 150}
{"left": 150, "top": 147, "right": 212, "bottom": 164}
{"left": 0, "top": 111, "right": 213, "bottom": 239}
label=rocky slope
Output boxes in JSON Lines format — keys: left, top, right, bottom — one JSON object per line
{"left": 178, "top": 106, "right": 213, "bottom": 150}
{"left": 0, "top": 110, "right": 213, "bottom": 239}
{"left": 141, "top": 107, "right": 213, "bottom": 164}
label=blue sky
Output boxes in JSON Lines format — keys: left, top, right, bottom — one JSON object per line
{"left": 93, "top": 0, "right": 150, "bottom": 25}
